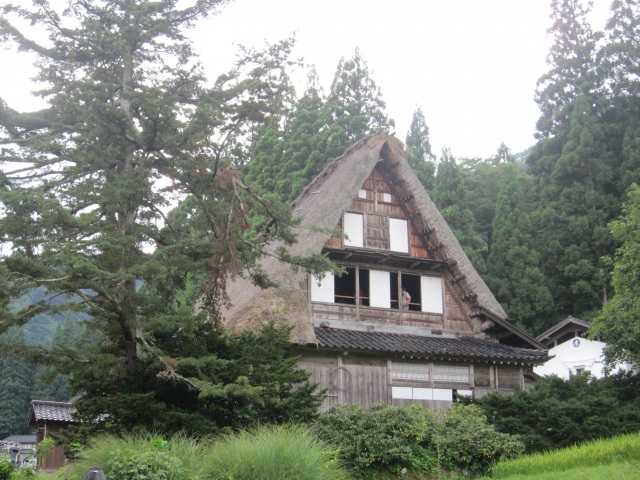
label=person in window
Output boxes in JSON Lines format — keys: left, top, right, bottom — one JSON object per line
{"left": 401, "top": 287, "right": 411, "bottom": 309}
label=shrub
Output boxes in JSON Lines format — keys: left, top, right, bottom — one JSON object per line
{"left": 475, "top": 372, "right": 640, "bottom": 453}
{"left": 315, "top": 403, "right": 437, "bottom": 476}
{"left": 431, "top": 404, "right": 523, "bottom": 476}
{"left": 317, "top": 403, "right": 522, "bottom": 478}
{"left": 204, "top": 424, "right": 351, "bottom": 480}
{"left": 10, "top": 468, "right": 35, "bottom": 480}
{"left": 0, "top": 460, "right": 12, "bottom": 480}
{"left": 104, "top": 448, "right": 182, "bottom": 480}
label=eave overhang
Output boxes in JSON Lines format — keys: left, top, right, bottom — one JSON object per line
{"left": 323, "top": 247, "right": 448, "bottom": 272}
{"left": 308, "top": 326, "right": 550, "bottom": 366}
{"left": 474, "top": 307, "right": 547, "bottom": 351}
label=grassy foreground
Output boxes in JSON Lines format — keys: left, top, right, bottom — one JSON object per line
{"left": 483, "top": 431, "right": 640, "bottom": 479}
{"left": 56, "top": 424, "right": 350, "bottom": 480}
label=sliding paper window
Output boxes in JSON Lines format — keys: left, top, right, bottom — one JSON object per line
{"left": 311, "top": 267, "right": 443, "bottom": 313}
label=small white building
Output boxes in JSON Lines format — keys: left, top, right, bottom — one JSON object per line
{"left": 534, "top": 316, "right": 632, "bottom": 379}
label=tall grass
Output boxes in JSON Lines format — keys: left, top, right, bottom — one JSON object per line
{"left": 490, "top": 431, "right": 640, "bottom": 479}
{"left": 56, "top": 425, "right": 350, "bottom": 480}
{"left": 489, "top": 462, "right": 640, "bottom": 480}
{"left": 204, "top": 424, "right": 352, "bottom": 480}
{"left": 55, "top": 432, "right": 210, "bottom": 480}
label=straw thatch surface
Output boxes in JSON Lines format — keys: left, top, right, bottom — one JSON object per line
{"left": 222, "top": 134, "right": 506, "bottom": 344}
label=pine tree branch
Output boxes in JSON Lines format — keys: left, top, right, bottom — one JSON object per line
{"left": 137, "top": 330, "right": 201, "bottom": 392}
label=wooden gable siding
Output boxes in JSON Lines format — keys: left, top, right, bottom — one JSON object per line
{"left": 443, "top": 283, "right": 470, "bottom": 331}
{"left": 299, "top": 351, "right": 529, "bottom": 411}
{"left": 325, "top": 167, "right": 430, "bottom": 259}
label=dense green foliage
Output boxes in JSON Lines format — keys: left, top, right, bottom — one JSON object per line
{"left": 484, "top": 164, "right": 553, "bottom": 332}
{"left": 522, "top": 0, "right": 640, "bottom": 329}
{"left": 432, "top": 149, "right": 488, "bottom": 273}
{"left": 63, "top": 322, "right": 322, "bottom": 437}
{"left": 487, "top": 432, "right": 640, "bottom": 480}
{"left": 0, "top": 316, "right": 81, "bottom": 437}
{"left": 245, "top": 70, "right": 330, "bottom": 203}
{"left": 316, "top": 403, "right": 522, "bottom": 478}
{"left": 474, "top": 372, "right": 640, "bottom": 454}
{"left": 592, "top": 184, "right": 640, "bottom": 367}
{"left": 0, "top": 460, "right": 12, "bottom": 480}
{"left": 421, "top": 0, "right": 640, "bottom": 335}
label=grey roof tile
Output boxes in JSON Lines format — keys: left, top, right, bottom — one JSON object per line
{"left": 315, "top": 327, "right": 549, "bottom": 363}
{"left": 31, "top": 400, "right": 75, "bottom": 423}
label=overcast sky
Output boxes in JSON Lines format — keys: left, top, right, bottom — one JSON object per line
{"left": 0, "top": 0, "right": 612, "bottom": 159}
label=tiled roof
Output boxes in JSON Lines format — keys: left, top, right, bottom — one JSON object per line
{"left": 30, "top": 400, "right": 75, "bottom": 423}
{"left": 2, "top": 435, "right": 36, "bottom": 444}
{"left": 314, "top": 327, "right": 549, "bottom": 363}
{"left": 535, "top": 315, "right": 592, "bottom": 344}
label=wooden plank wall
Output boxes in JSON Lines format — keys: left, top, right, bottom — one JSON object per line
{"left": 342, "top": 356, "right": 388, "bottom": 407}
{"left": 298, "top": 352, "right": 340, "bottom": 411}
{"left": 497, "top": 365, "right": 522, "bottom": 390}
{"left": 299, "top": 352, "right": 531, "bottom": 410}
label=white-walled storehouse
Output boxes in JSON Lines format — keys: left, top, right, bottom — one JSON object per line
{"left": 534, "top": 316, "right": 633, "bottom": 379}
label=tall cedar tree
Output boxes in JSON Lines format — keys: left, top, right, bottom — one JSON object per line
{"left": 0, "top": 0, "right": 330, "bottom": 431}
{"left": 247, "top": 50, "right": 393, "bottom": 203}
{"left": 485, "top": 164, "right": 553, "bottom": 334}
{"left": 245, "top": 69, "right": 329, "bottom": 203}
{"left": 323, "top": 48, "right": 395, "bottom": 160}
{"left": 534, "top": 0, "right": 600, "bottom": 140}
{"left": 457, "top": 144, "right": 516, "bottom": 252}
{"left": 405, "top": 106, "right": 436, "bottom": 191}
{"left": 599, "top": 0, "right": 640, "bottom": 193}
{"left": 0, "top": 331, "right": 33, "bottom": 438}
{"left": 527, "top": 0, "right": 621, "bottom": 319}
{"left": 432, "top": 149, "right": 487, "bottom": 273}
{"left": 592, "top": 184, "right": 640, "bottom": 368}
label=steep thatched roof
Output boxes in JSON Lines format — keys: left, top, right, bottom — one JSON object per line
{"left": 222, "top": 134, "right": 507, "bottom": 344}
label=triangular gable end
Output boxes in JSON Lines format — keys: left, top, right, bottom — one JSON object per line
{"left": 222, "top": 134, "right": 542, "bottom": 350}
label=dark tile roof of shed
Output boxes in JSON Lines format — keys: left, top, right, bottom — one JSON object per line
{"left": 2, "top": 435, "right": 36, "bottom": 444}
{"left": 314, "top": 327, "right": 549, "bottom": 363}
{"left": 30, "top": 400, "right": 75, "bottom": 423}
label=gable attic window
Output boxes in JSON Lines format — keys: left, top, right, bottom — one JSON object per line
{"left": 343, "top": 212, "right": 408, "bottom": 253}
{"left": 389, "top": 218, "right": 409, "bottom": 252}
{"left": 344, "top": 212, "right": 364, "bottom": 248}
{"left": 311, "top": 267, "right": 443, "bottom": 314}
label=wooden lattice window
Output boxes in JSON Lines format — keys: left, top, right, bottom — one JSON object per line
{"left": 391, "top": 362, "right": 430, "bottom": 382}
{"left": 433, "top": 364, "right": 469, "bottom": 383}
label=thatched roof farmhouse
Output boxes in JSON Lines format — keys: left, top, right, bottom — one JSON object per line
{"left": 223, "top": 134, "right": 549, "bottom": 409}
